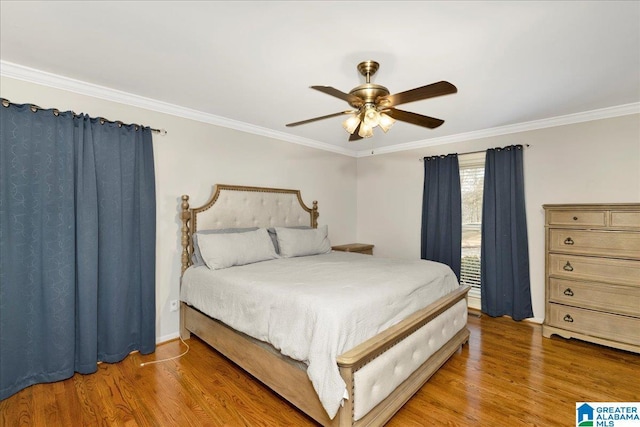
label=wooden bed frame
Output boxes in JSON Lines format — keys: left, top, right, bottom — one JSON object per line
{"left": 179, "top": 184, "right": 470, "bottom": 427}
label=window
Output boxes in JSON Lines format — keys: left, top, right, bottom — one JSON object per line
{"left": 459, "top": 152, "right": 485, "bottom": 309}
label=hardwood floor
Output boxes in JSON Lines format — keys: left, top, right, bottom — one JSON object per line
{"left": 2, "top": 314, "right": 638, "bottom": 426}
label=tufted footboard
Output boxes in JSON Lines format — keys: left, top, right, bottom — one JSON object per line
{"left": 336, "top": 286, "right": 470, "bottom": 426}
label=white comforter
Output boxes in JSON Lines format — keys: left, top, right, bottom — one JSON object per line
{"left": 180, "top": 251, "right": 460, "bottom": 419}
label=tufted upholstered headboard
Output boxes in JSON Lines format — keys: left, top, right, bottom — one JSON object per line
{"left": 180, "top": 184, "right": 319, "bottom": 274}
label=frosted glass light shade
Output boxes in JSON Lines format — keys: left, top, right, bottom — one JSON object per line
{"left": 363, "top": 105, "right": 380, "bottom": 128}
{"left": 378, "top": 113, "right": 396, "bottom": 132}
{"left": 342, "top": 114, "right": 361, "bottom": 134}
{"left": 358, "top": 122, "right": 374, "bottom": 138}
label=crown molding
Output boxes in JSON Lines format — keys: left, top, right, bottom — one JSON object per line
{"left": 3, "top": 60, "right": 636, "bottom": 160}
{"left": 356, "top": 102, "right": 640, "bottom": 157}
{"left": 0, "top": 61, "right": 358, "bottom": 157}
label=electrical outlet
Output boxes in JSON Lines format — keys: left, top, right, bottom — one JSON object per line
{"left": 169, "top": 300, "right": 179, "bottom": 312}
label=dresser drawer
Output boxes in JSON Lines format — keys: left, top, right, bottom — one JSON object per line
{"left": 549, "top": 278, "right": 640, "bottom": 317}
{"left": 611, "top": 210, "right": 640, "bottom": 229}
{"left": 548, "top": 253, "right": 640, "bottom": 286}
{"left": 549, "top": 229, "right": 640, "bottom": 260}
{"left": 547, "top": 303, "right": 640, "bottom": 346}
{"left": 547, "top": 210, "right": 606, "bottom": 227}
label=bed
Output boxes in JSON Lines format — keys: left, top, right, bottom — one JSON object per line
{"left": 179, "top": 184, "right": 470, "bottom": 427}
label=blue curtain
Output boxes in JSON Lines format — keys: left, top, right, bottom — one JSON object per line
{"left": 0, "top": 102, "right": 156, "bottom": 400}
{"left": 421, "top": 154, "right": 462, "bottom": 280}
{"left": 480, "top": 145, "right": 533, "bottom": 320}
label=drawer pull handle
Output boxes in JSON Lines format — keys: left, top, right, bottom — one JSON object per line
{"left": 563, "top": 261, "right": 574, "bottom": 272}
{"left": 564, "top": 237, "right": 574, "bottom": 245}
{"left": 563, "top": 288, "right": 574, "bottom": 296}
{"left": 563, "top": 314, "right": 574, "bottom": 323}
{"left": 573, "top": 216, "right": 578, "bottom": 221}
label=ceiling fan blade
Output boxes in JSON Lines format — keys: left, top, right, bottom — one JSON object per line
{"left": 349, "top": 123, "right": 363, "bottom": 142}
{"left": 378, "top": 81, "right": 457, "bottom": 107}
{"left": 311, "top": 86, "right": 364, "bottom": 107}
{"left": 385, "top": 108, "right": 445, "bottom": 129}
{"left": 286, "top": 111, "right": 353, "bottom": 127}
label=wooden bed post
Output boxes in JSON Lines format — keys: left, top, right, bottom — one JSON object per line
{"left": 180, "top": 195, "right": 192, "bottom": 340}
{"left": 180, "top": 195, "right": 191, "bottom": 274}
{"left": 338, "top": 366, "right": 354, "bottom": 427}
{"left": 312, "top": 200, "right": 319, "bottom": 228}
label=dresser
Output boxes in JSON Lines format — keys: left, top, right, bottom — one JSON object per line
{"left": 542, "top": 204, "right": 640, "bottom": 353}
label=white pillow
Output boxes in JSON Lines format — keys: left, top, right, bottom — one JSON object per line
{"left": 198, "top": 228, "right": 278, "bottom": 270}
{"left": 192, "top": 227, "right": 259, "bottom": 266}
{"left": 275, "top": 225, "right": 332, "bottom": 258}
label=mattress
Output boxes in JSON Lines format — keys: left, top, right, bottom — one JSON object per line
{"left": 180, "top": 251, "right": 460, "bottom": 419}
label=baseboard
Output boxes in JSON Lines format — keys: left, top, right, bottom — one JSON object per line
{"left": 156, "top": 332, "right": 180, "bottom": 344}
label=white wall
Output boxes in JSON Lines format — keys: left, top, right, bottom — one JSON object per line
{"left": 1, "top": 76, "right": 358, "bottom": 342}
{"left": 356, "top": 114, "right": 640, "bottom": 322}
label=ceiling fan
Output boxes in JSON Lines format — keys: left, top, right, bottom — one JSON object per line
{"left": 286, "top": 60, "right": 457, "bottom": 141}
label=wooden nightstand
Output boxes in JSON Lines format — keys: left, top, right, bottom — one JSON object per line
{"left": 331, "top": 243, "right": 374, "bottom": 255}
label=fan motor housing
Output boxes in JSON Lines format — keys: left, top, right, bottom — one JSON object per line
{"left": 348, "top": 84, "right": 390, "bottom": 108}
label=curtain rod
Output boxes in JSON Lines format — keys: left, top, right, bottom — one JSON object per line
{"left": 1, "top": 98, "right": 167, "bottom": 136}
{"left": 418, "top": 144, "right": 530, "bottom": 161}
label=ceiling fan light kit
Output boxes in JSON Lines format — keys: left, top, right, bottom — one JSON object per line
{"left": 286, "top": 60, "right": 457, "bottom": 142}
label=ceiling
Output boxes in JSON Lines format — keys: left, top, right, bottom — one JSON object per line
{"left": 1, "top": 1, "right": 639, "bottom": 156}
